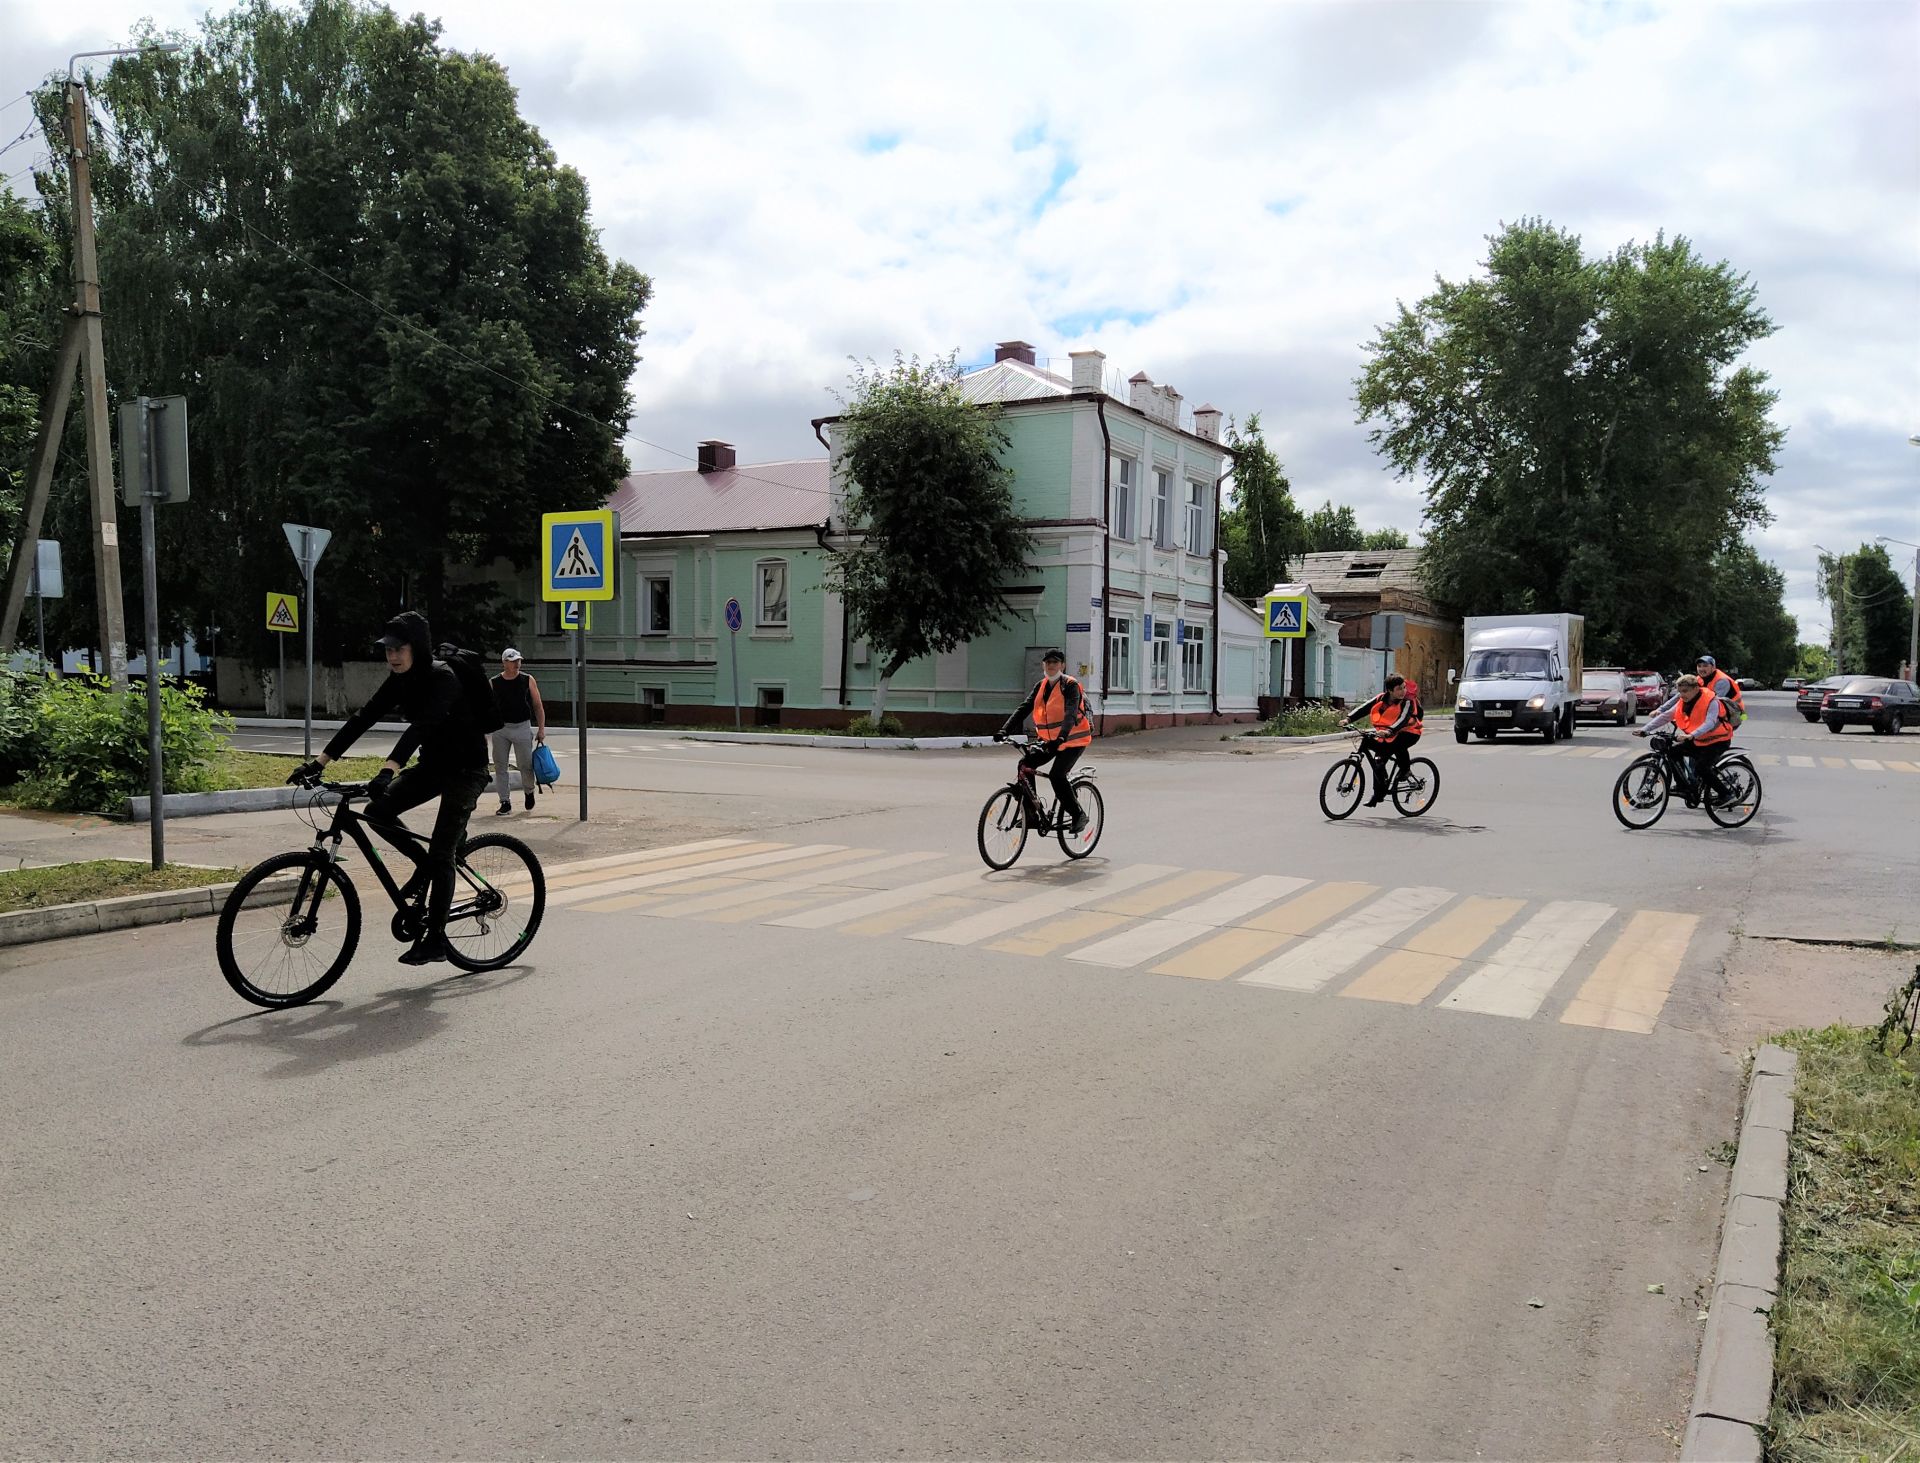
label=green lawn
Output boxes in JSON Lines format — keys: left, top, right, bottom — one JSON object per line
{"left": 209, "top": 750, "right": 389, "bottom": 790}
{"left": 1768, "top": 1001, "right": 1920, "bottom": 1460}
{"left": 0, "top": 859, "right": 241, "bottom": 914}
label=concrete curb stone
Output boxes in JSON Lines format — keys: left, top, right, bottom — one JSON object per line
{"left": 233, "top": 716, "right": 1000, "bottom": 753}
{"left": 0, "top": 873, "right": 292, "bottom": 949}
{"left": 1680, "top": 1041, "right": 1797, "bottom": 1462}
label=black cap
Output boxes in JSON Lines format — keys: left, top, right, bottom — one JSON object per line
{"left": 374, "top": 616, "right": 411, "bottom": 649}
{"left": 373, "top": 610, "right": 430, "bottom": 652}
{"left": 1042, "top": 647, "right": 1066, "bottom": 663}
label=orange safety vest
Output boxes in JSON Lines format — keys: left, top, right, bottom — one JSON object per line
{"left": 1673, "top": 691, "right": 1731, "bottom": 746}
{"left": 1370, "top": 693, "right": 1423, "bottom": 738}
{"left": 1031, "top": 675, "right": 1093, "bottom": 749}
{"left": 1705, "top": 669, "right": 1746, "bottom": 719}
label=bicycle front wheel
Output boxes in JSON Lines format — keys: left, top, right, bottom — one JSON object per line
{"left": 216, "top": 851, "right": 361, "bottom": 1008}
{"left": 1319, "top": 757, "right": 1365, "bottom": 820}
{"left": 1058, "top": 780, "right": 1105, "bottom": 860}
{"left": 977, "top": 787, "right": 1030, "bottom": 870}
{"left": 443, "top": 833, "right": 545, "bottom": 972}
{"left": 1392, "top": 757, "right": 1440, "bottom": 817}
{"left": 1612, "top": 756, "right": 1670, "bottom": 830}
{"left": 1706, "top": 758, "right": 1762, "bottom": 830}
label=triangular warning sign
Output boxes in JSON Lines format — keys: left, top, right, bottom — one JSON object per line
{"left": 557, "top": 526, "right": 600, "bottom": 580}
{"left": 1271, "top": 602, "right": 1299, "bottom": 631}
{"left": 268, "top": 599, "right": 297, "bottom": 630}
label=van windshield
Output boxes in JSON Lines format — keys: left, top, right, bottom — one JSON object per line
{"left": 1465, "top": 648, "right": 1551, "bottom": 679}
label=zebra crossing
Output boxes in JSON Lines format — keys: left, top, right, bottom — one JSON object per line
{"left": 530, "top": 838, "right": 1715, "bottom": 1036}
{"left": 1452, "top": 742, "right": 1920, "bottom": 776}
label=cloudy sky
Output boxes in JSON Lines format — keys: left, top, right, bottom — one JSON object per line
{"left": 4, "top": 0, "right": 1916, "bottom": 639}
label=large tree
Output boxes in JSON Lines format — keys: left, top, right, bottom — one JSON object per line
{"left": 1218, "top": 414, "right": 1305, "bottom": 600}
{"left": 27, "top": 0, "right": 649, "bottom": 664}
{"left": 825, "top": 353, "right": 1034, "bottom": 722}
{"left": 1356, "top": 219, "right": 1785, "bottom": 668}
{"left": 1831, "top": 543, "right": 1914, "bottom": 677}
{"left": 1698, "top": 540, "right": 1798, "bottom": 685}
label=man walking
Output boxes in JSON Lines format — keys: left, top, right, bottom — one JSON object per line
{"left": 490, "top": 649, "right": 546, "bottom": 815}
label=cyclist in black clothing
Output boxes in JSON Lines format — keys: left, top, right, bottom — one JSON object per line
{"left": 288, "top": 611, "right": 490, "bottom": 966}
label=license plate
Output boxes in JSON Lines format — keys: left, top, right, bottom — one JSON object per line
{"left": 1484, "top": 709, "right": 1512, "bottom": 719}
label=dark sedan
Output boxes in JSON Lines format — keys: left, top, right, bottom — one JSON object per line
{"left": 1821, "top": 677, "right": 1920, "bottom": 735}
{"left": 1796, "top": 677, "right": 1845, "bottom": 721}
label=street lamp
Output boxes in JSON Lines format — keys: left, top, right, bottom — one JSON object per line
{"left": 1874, "top": 535, "right": 1920, "bottom": 682}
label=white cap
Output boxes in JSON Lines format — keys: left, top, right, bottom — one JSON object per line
{"left": 503, "top": 648, "right": 523, "bottom": 661}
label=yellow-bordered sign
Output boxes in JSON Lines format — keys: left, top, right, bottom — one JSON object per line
{"left": 265, "top": 591, "right": 300, "bottom": 634}
{"left": 542, "top": 509, "right": 617, "bottom": 602}
{"left": 1261, "top": 594, "right": 1308, "bottom": 639}
{"left": 559, "top": 600, "right": 593, "bottom": 632}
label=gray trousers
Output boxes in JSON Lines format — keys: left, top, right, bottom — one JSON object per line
{"left": 491, "top": 720, "right": 536, "bottom": 803}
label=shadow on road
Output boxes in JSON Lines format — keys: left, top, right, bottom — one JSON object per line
{"left": 181, "top": 964, "right": 534, "bottom": 1079}
{"left": 1326, "top": 817, "right": 1489, "bottom": 836}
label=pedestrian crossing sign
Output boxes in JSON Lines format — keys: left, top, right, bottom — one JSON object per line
{"left": 265, "top": 592, "right": 299, "bottom": 634}
{"left": 559, "top": 600, "right": 592, "bottom": 632}
{"left": 1262, "top": 595, "right": 1307, "bottom": 640}
{"left": 542, "top": 510, "right": 617, "bottom": 602}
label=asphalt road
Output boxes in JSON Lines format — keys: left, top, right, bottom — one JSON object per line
{"left": 3, "top": 692, "right": 1911, "bottom": 1459}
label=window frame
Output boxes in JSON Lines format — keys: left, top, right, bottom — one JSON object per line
{"left": 1150, "top": 618, "right": 1173, "bottom": 691}
{"left": 1110, "top": 455, "right": 1136, "bottom": 541}
{"left": 1185, "top": 480, "right": 1208, "bottom": 554}
{"left": 1182, "top": 624, "right": 1210, "bottom": 692}
{"left": 1151, "top": 470, "right": 1173, "bottom": 548}
{"left": 641, "top": 573, "right": 673, "bottom": 636}
{"left": 1105, "top": 615, "right": 1134, "bottom": 693}
{"left": 755, "top": 558, "right": 790, "bottom": 630}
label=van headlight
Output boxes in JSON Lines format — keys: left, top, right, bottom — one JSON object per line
{"left": 1456, "top": 697, "right": 1472, "bottom": 710}
{"left": 1527, "top": 695, "right": 1546, "bottom": 709}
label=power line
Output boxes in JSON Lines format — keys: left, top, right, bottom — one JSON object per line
{"left": 0, "top": 91, "right": 33, "bottom": 118}
{"left": 0, "top": 117, "right": 42, "bottom": 160}
{"left": 2, "top": 156, "right": 52, "bottom": 191}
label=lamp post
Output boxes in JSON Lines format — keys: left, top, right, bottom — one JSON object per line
{"left": 1874, "top": 535, "right": 1920, "bottom": 682}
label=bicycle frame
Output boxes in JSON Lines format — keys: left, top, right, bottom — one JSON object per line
{"left": 310, "top": 791, "right": 435, "bottom": 913}
{"left": 1006, "top": 738, "right": 1096, "bottom": 833}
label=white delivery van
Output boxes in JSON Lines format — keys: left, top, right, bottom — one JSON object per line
{"left": 1452, "top": 614, "right": 1586, "bottom": 744}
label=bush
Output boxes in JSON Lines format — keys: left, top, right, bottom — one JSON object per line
{"left": 10, "top": 673, "right": 233, "bottom": 811}
{"left": 846, "top": 713, "right": 908, "bottom": 738}
{"left": 1252, "top": 703, "right": 1347, "bottom": 737}
{"left": 0, "top": 670, "right": 51, "bottom": 785}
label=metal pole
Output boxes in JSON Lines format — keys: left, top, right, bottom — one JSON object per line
{"left": 731, "top": 626, "right": 741, "bottom": 730}
{"left": 277, "top": 632, "right": 285, "bottom": 719}
{"left": 35, "top": 590, "right": 45, "bottom": 668}
{"left": 302, "top": 555, "right": 315, "bottom": 758}
{"left": 1908, "top": 550, "right": 1918, "bottom": 682}
{"left": 139, "top": 400, "right": 164, "bottom": 869}
{"left": 575, "top": 617, "right": 587, "bottom": 822}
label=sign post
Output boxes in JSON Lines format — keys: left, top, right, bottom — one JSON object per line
{"left": 724, "top": 597, "right": 743, "bottom": 730}
{"left": 1368, "top": 611, "right": 1407, "bottom": 689}
{"left": 541, "top": 510, "right": 618, "bottom": 823}
{"left": 265, "top": 592, "right": 299, "bottom": 718}
{"left": 282, "top": 524, "right": 332, "bottom": 757}
{"left": 118, "top": 394, "right": 190, "bottom": 870}
{"left": 27, "top": 540, "right": 62, "bottom": 668}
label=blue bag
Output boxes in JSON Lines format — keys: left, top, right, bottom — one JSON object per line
{"left": 532, "top": 741, "right": 561, "bottom": 789}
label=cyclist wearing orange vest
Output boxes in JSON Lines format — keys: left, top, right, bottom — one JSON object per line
{"left": 1696, "top": 654, "right": 1745, "bottom": 725}
{"left": 1344, "top": 673, "right": 1422, "bottom": 807}
{"left": 1637, "top": 671, "right": 1732, "bottom": 806}
{"left": 994, "top": 648, "right": 1094, "bottom": 834}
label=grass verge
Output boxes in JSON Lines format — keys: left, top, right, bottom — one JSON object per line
{"left": 209, "top": 750, "right": 388, "bottom": 790}
{"left": 1768, "top": 1000, "right": 1920, "bottom": 1460}
{"left": 0, "top": 859, "right": 242, "bottom": 914}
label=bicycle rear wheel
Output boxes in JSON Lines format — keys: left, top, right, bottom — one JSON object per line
{"left": 1705, "top": 758, "right": 1762, "bottom": 829}
{"left": 443, "top": 833, "right": 545, "bottom": 972}
{"left": 1058, "top": 781, "right": 1105, "bottom": 859}
{"left": 1319, "top": 757, "right": 1365, "bottom": 820}
{"left": 1612, "top": 756, "right": 1670, "bottom": 829}
{"left": 977, "top": 787, "right": 1029, "bottom": 870}
{"left": 1392, "top": 757, "right": 1440, "bottom": 817}
{"left": 216, "top": 851, "right": 361, "bottom": 1008}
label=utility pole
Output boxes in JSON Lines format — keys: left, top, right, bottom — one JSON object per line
{"left": 67, "top": 78, "right": 130, "bottom": 688}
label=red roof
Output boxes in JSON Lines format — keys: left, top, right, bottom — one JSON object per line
{"left": 608, "top": 458, "right": 830, "bottom": 535}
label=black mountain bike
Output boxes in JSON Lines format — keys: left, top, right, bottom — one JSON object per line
{"left": 1319, "top": 732, "right": 1440, "bottom": 820}
{"left": 215, "top": 779, "right": 546, "bottom": 1008}
{"left": 976, "top": 736, "right": 1104, "bottom": 869}
{"left": 1613, "top": 730, "right": 1761, "bottom": 830}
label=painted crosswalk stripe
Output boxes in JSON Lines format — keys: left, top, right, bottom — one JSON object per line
{"left": 1439, "top": 901, "right": 1616, "bottom": 1019}
{"left": 770, "top": 869, "right": 998, "bottom": 930}
{"left": 989, "top": 910, "right": 1132, "bottom": 957}
{"left": 1559, "top": 910, "right": 1699, "bottom": 1034}
{"left": 1587, "top": 747, "right": 1630, "bottom": 760}
{"left": 1788, "top": 755, "right": 1815, "bottom": 768}
{"left": 541, "top": 842, "right": 787, "bottom": 892}
{"left": 544, "top": 839, "right": 751, "bottom": 878}
{"left": 549, "top": 843, "right": 844, "bottom": 906}
{"left": 642, "top": 851, "right": 933, "bottom": 918}
{"left": 841, "top": 894, "right": 973, "bottom": 937}
{"left": 911, "top": 865, "right": 1177, "bottom": 946}
{"left": 1851, "top": 759, "right": 1884, "bottom": 772}
{"left": 1749, "top": 753, "right": 1780, "bottom": 766}
{"left": 1088, "top": 869, "right": 1239, "bottom": 917}
{"left": 1068, "top": 875, "right": 1312, "bottom": 968}
{"left": 1151, "top": 927, "right": 1294, "bottom": 981}
{"left": 1239, "top": 886, "right": 1455, "bottom": 992}
{"left": 1887, "top": 761, "right": 1919, "bottom": 774}
{"left": 1340, "top": 894, "right": 1528, "bottom": 1003}
{"left": 1241, "top": 881, "right": 1377, "bottom": 935}
{"left": 1821, "top": 756, "right": 1848, "bottom": 769}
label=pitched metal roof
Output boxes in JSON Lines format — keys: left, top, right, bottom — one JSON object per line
{"left": 957, "top": 358, "right": 1074, "bottom": 405}
{"left": 609, "top": 458, "right": 830, "bottom": 535}
{"left": 1286, "top": 549, "right": 1429, "bottom": 594}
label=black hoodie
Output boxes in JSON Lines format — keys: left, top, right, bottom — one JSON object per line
{"left": 323, "top": 611, "right": 488, "bottom": 772}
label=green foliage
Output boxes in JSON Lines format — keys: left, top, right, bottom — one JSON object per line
{"left": 32, "top": 0, "right": 652, "bottom": 665}
{"left": 1219, "top": 415, "right": 1306, "bottom": 600}
{"left": 0, "top": 183, "right": 60, "bottom": 570}
{"left": 846, "top": 713, "right": 907, "bottom": 738}
{"left": 0, "top": 669, "right": 51, "bottom": 783}
{"left": 9, "top": 673, "right": 232, "bottom": 810}
{"left": 826, "top": 353, "right": 1034, "bottom": 719}
{"left": 1699, "top": 540, "right": 1799, "bottom": 685}
{"left": 1794, "top": 643, "right": 1837, "bottom": 682}
{"left": 1822, "top": 544, "right": 1915, "bottom": 678}
{"left": 0, "top": 859, "right": 242, "bottom": 915}
{"left": 1357, "top": 219, "right": 1786, "bottom": 670}
{"left": 1361, "top": 527, "right": 1410, "bottom": 550}
{"left": 1248, "top": 703, "right": 1345, "bottom": 737}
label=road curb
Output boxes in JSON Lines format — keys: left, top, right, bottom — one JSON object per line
{"left": 1680, "top": 1041, "right": 1797, "bottom": 1462}
{"left": 0, "top": 873, "right": 293, "bottom": 949}
{"left": 233, "top": 716, "right": 999, "bottom": 752}
{"left": 126, "top": 787, "right": 304, "bottom": 821}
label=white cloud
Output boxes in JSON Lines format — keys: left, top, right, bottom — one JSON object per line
{"left": 3, "top": 0, "right": 1914, "bottom": 640}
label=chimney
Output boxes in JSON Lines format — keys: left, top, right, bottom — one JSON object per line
{"left": 1128, "top": 371, "right": 1153, "bottom": 412}
{"left": 1068, "top": 349, "right": 1105, "bottom": 392}
{"left": 994, "top": 340, "right": 1037, "bottom": 366}
{"left": 1161, "top": 384, "right": 1183, "bottom": 425}
{"left": 1193, "top": 405, "right": 1222, "bottom": 442}
{"left": 697, "top": 440, "right": 736, "bottom": 474}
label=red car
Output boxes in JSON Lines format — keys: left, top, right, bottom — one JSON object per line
{"left": 1625, "top": 671, "right": 1666, "bottom": 715}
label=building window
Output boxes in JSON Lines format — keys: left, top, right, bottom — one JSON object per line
{"left": 1185, "top": 481, "right": 1208, "bottom": 554}
{"left": 1151, "top": 619, "right": 1173, "bottom": 691}
{"left": 1151, "top": 470, "right": 1173, "bottom": 548}
{"left": 1110, "top": 455, "right": 1135, "bottom": 540}
{"left": 1182, "top": 624, "right": 1210, "bottom": 691}
{"left": 540, "top": 600, "right": 563, "bottom": 636}
{"left": 756, "top": 560, "right": 789, "bottom": 628}
{"left": 642, "top": 575, "right": 671, "bottom": 634}
{"left": 1106, "top": 616, "right": 1133, "bottom": 692}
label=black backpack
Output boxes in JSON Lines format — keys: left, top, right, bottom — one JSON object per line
{"left": 436, "top": 643, "right": 505, "bottom": 736}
